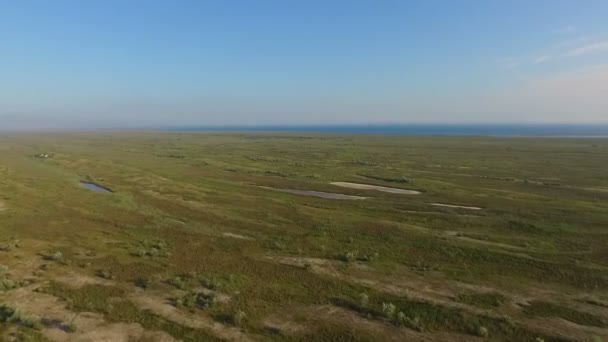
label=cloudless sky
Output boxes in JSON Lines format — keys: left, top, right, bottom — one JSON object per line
{"left": 1, "top": 0, "right": 607, "bottom": 129}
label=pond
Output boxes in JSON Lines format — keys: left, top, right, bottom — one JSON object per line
{"left": 330, "top": 182, "right": 421, "bottom": 195}
{"left": 261, "top": 187, "right": 367, "bottom": 200}
{"left": 80, "top": 181, "right": 113, "bottom": 193}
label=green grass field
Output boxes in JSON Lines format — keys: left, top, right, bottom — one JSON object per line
{"left": 0, "top": 132, "right": 607, "bottom": 341}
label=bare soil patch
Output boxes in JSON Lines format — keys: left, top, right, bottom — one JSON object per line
{"left": 129, "top": 288, "right": 251, "bottom": 341}
{"left": 298, "top": 305, "right": 481, "bottom": 342}
{"left": 222, "top": 232, "right": 255, "bottom": 241}
{"left": 1, "top": 286, "right": 175, "bottom": 342}
{"left": 53, "top": 271, "right": 116, "bottom": 289}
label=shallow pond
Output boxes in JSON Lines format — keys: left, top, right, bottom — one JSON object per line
{"left": 262, "top": 187, "right": 366, "bottom": 200}
{"left": 80, "top": 181, "right": 112, "bottom": 193}
{"left": 330, "top": 182, "right": 421, "bottom": 195}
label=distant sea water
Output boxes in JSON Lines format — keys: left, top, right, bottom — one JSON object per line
{"left": 171, "top": 124, "right": 608, "bottom": 137}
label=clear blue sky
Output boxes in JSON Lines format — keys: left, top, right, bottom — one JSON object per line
{"left": 1, "top": 0, "right": 607, "bottom": 129}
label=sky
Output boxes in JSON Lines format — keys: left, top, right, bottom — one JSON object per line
{"left": 1, "top": 0, "right": 607, "bottom": 129}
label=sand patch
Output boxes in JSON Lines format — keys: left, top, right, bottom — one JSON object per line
{"left": 431, "top": 203, "right": 482, "bottom": 210}
{"left": 129, "top": 289, "right": 251, "bottom": 341}
{"left": 330, "top": 182, "right": 421, "bottom": 195}
{"left": 298, "top": 305, "right": 481, "bottom": 342}
{"left": 53, "top": 271, "right": 116, "bottom": 289}
{"left": 0, "top": 201, "right": 6, "bottom": 212}
{"left": 567, "top": 186, "right": 608, "bottom": 193}
{"left": 222, "top": 232, "right": 255, "bottom": 241}
{"left": 262, "top": 314, "right": 307, "bottom": 335}
{"left": 1, "top": 286, "right": 174, "bottom": 342}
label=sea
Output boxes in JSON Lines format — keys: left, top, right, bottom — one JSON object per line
{"left": 170, "top": 124, "right": 608, "bottom": 137}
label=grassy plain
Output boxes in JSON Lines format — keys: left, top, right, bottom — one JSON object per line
{"left": 0, "top": 131, "right": 607, "bottom": 341}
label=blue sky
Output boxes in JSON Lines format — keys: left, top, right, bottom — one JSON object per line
{"left": 1, "top": 0, "right": 607, "bottom": 129}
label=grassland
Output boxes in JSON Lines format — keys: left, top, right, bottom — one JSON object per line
{"left": 0, "top": 131, "right": 607, "bottom": 341}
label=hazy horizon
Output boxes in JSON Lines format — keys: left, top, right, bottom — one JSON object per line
{"left": 2, "top": 1, "right": 608, "bottom": 130}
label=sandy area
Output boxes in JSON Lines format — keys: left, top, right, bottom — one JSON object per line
{"left": 431, "top": 203, "right": 482, "bottom": 210}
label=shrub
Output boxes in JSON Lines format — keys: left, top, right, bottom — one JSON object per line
{"left": 359, "top": 293, "right": 369, "bottom": 307}
{"left": 173, "top": 291, "right": 217, "bottom": 309}
{"left": 0, "top": 304, "right": 40, "bottom": 329}
{"left": 134, "top": 277, "right": 149, "bottom": 289}
{"left": 338, "top": 251, "right": 357, "bottom": 263}
{"left": 0, "top": 238, "right": 20, "bottom": 252}
{"left": 477, "top": 326, "right": 489, "bottom": 338}
{"left": 133, "top": 249, "right": 146, "bottom": 257}
{"left": 96, "top": 270, "right": 115, "bottom": 280}
{"left": 197, "top": 292, "right": 217, "bottom": 308}
{"left": 132, "top": 239, "right": 170, "bottom": 258}
{"left": 168, "top": 276, "right": 187, "bottom": 289}
{"left": 20, "top": 316, "right": 42, "bottom": 330}
{"left": 200, "top": 277, "right": 223, "bottom": 290}
{"left": 45, "top": 251, "right": 63, "bottom": 262}
{"left": 359, "top": 252, "right": 379, "bottom": 262}
{"left": 396, "top": 311, "right": 407, "bottom": 326}
{"left": 0, "top": 304, "right": 18, "bottom": 322}
{"left": 65, "top": 323, "right": 77, "bottom": 333}
{"left": 382, "top": 302, "right": 397, "bottom": 319}
{"left": 395, "top": 312, "right": 423, "bottom": 331}
{"left": 232, "top": 310, "right": 247, "bottom": 326}
{"left": 0, "top": 275, "right": 16, "bottom": 292}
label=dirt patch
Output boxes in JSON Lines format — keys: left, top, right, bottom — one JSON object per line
{"left": 298, "top": 305, "right": 481, "bottom": 342}
{"left": 330, "top": 182, "right": 421, "bottom": 195}
{"left": 262, "top": 313, "right": 308, "bottom": 335}
{"left": 264, "top": 254, "right": 608, "bottom": 340}
{"left": 430, "top": 203, "right": 482, "bottom": 210}
{"left": 53, "top": 271, "right": 116, "bottom": 289}
{"left": 1, "top": 286, "right": 175, "bottom": 342}
{"left": 0, "top": 201, "right": 6, "bottom": 212}
{"left": 523, "top": 317, "right": 608, "bottom": 341}
{"left": 567, "top": 186, "right": 608, "bottom": 193}
{"left": 389, "top": 221, "right": 524, "bottom": 251}
{"left": 129, "top": 288, "right": 252, "bottom": 341}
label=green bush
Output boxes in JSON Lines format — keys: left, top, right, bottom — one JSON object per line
{"left": 477, "top": 326, "right": 489, "bottom": 338}
{"left": 382, "top": 302, "right": 397, "bottom": 319}
{"left": 97, "top": 270, "right": 115, "bottom": 280}
{"left": 173, "top": 291, "right": 217, "bottom": 309}
{"left": 232, "top": 310, "right": 247, "bottom": 326}
{"left": 359, "top": 293, "right": 369, "bottom": 307}
{"left": 44, "top": 251, "right": 63, "bottom": 262}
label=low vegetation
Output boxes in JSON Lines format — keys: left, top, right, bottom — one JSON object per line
{"left": 523, "top": 301, "right": 607, "bottom": 328}
{"left": 456, "top": 292, "right": 507, "bottom": 309}
{"left": 0, "top": 132, "right": 607, "bottom": 341}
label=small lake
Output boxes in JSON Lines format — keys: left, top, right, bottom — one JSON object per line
{"left": 80, "top": 181, "right": 113, "bottom": 193}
